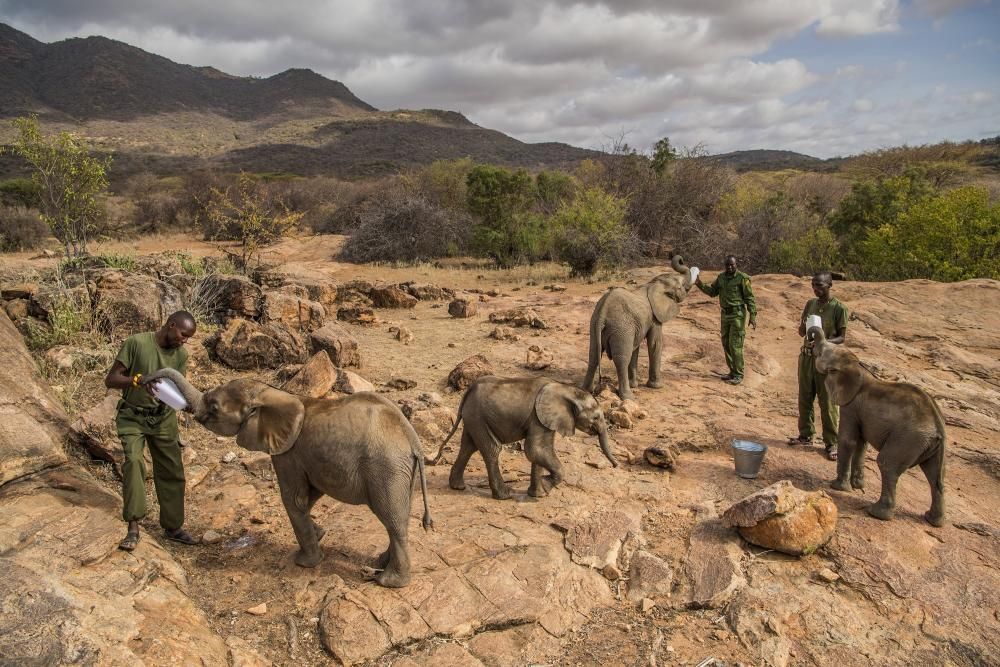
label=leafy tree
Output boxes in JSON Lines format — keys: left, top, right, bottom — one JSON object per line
{"left": 203, "top": 172, "right": 303, "bottom": 273}
{"left": 411, "top": 158, "right": 474, "bottom": 212}
{"left": 856, "top": 186, "right": 999, "bottom": 281}
{"left": 552, "top": 187, "right": 631, "bottom": 276}
{"left": 651, "top": 136, "right": 678, "bottom": 174}
{"left": 3, "top": 116, "right": 111, "bottom": 257}
{"left": 828, "top": 168, "right": 934, "bottom": 247}
{"left": 535, "top": 170, "right": 577, "bottom": 214}
{"left": 466, "top": 165, "right": 538, "bottom": 266}
{"left": 767, "top": 227, "right": 840, "bottom": 276}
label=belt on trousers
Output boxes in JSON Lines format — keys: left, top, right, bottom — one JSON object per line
{"left": 120, "top": 400, "right": 167, "bottom": 417}
{"left": 723, "top": 305, "right": 745, "bottom": 315}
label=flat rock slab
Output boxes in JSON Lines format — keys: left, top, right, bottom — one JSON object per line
{"left": 70, "top": 393, "right": 122, "bottom": 464}
{"left": 564, "top": 509, "right": 642, "bottom": 571}
{"left": 0, "top": 405, "right": 67, "bottom": 485}
{"left": 0, "top": 466, "right": 229, "bottom": 665}
{"left": 319, "top": 541, "right": 612, "bottom": 666}
{"left": 684, "top": 518, "right": 747, "bottom": 609}
{"left": 722, "top": 480, "right": 838, "bottom": 556}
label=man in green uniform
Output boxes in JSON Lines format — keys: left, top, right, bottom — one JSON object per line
{"left": 105, "top": 310, "right": 199, "bottom": 551}
{"left": 696, "top": 255, "right": 757, "bottom": 385}
{"left": 788, "top": 271, "right": 848, "bottom": 460}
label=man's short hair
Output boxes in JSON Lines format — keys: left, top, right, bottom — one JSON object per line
{"left": 724, "top": 255, "right": 737, "bottom": 263}
{"left": 166, "top": 310, "right": 196, "bottom": 329}
{"left": 812, "top": 270, "right": 833, "bottom": 284}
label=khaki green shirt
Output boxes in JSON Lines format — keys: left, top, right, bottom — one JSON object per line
{"left": 114, "top": 332, "right": 188, "bottom": 409}
{"left": 800, "top": 297, "right": 848, "bottom": 356}
{"left": 697, "top": 270, "right": 757, "bottom": 318}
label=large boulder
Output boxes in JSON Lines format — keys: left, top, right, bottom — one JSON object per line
{"left": 401, "top": 282, "right": 454, "bottom": 301}
{"left": 310, "top": 323, "right": 362, "bottom": 368}
{"left": 0, "top": 311, "right": 70, "bottom": 463}
{"left": 448, "top": 298, "right": 478, "bottom": 318}
{"left": 334, "top": 369, "right": 375, "bottom": 394}
{"left": 92, "top": 270, "right": 185, "bottom": 337}
{"left": 337, "top": 306, "right": 377, "bottom": 326}
{"left": 488, "top": 308, "right": 546, "bottom": 329}
{"left": 260, "top": 291, "right": 325, "bottom": 332}
{"left": 447, "top": 354, "right": 494, "bottom": 390}
{"left": 722, "top": 480, "right": 838, "bottom": 556}
{"left": 282, "top": 351, "right": 337, "bottom": 398}
{"left": 69, "top": 394, "right": 122, "bottom": 464}
{"left": 369, "top": 285, "right": 418, "bottom": 309}
{"left": 209, "top": 319, "right": 308, "bottom": 370}
{"left": 190, "top": 274, "right": 262, "bottom": 323}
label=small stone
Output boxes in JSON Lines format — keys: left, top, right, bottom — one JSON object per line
{"left": 641, "top": 598, "right": 656, "bottom": 613}
{"left": 525, "top": 345, "right": 554, "bottom": 370}
{"left": 246, "top": 603, "right": 267, "bottom": 616}
{"left": 334, "top": 369, "right": 375, "bottom": 394}
{"left": 608, "top": 410, "right": 633, "bottom": 430}
{"left": 489, "top": 326, "right": 519, "bottom": 342}
{"left": 222, "top": 451, "right": 238, "bottom": 463}
{"left": 448, "top": 298, "right": 478, "bottom": 318}
{"left": 816, "top": 567, "right": 840, "bottom": 583}
{"left": 217, "top": 436, "right": 228, "bottom": 442}
{"left": 545, "top": 284, "right": 567, "bottom": 292}
{"left": 394, "top": 327, "right": 414, "bottom": 344}
{"left": 202, "top": 530, "right": 223, "bottom": 544}
{"left": 644, "top": 444, "right": 679, "bottom": 471}
{"left": 384, "top": 378, "right": 417, "bottom": 391}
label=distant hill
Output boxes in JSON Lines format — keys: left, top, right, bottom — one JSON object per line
{"left": 706, "top": 149, "right": 843, "bottom": 172}
{"left": 0, "top": 23, "right": 600, "bottom": 180}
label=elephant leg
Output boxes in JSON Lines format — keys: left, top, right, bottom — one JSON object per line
{"left": 448, "top": 430, "right": 477, "bottom": 491}
{"left": 868, "top": 452, "right": 905, "bottom": 521}
{"left": 277, "top": 473, "right": 323, "bottom": 568}
{"left": 482, "top": 443, "right": 511, "bottom": 500}
{"left": 919, "top": 452, "right": 946, "bottom": 527}
{"left": 525, "top": 435, "right": 563, "bottom": 497}
{"left": 850, "top": 441, "right": 868, "bottom": 490}
{"left": 628, "top": 347, "right": 640, "bottom": 389}
{"left": 612, "top": 347, "right": 634, "bottom": 400}
{"left": 308, "top": 487, "right": 326, "bottom": 541}
{"left": 831, "top": 440, "right": 854, "bottom": 491}
{"left": 367, "top": 482, "right": 412, "bottom": 588}
{"left": 646, "top": 326, "right": 663, "bottom": 388}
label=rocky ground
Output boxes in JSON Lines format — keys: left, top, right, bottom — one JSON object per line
{"left": 1, "top": 234, "right": 998, "bottom": 667}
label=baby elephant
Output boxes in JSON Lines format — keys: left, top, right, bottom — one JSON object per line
{"left": 427, "top": 376, "right": 618, "bottom": 499}
{"left": 146, "top": 368, "right": 432, "bottom": 587}
{"left": 810, "top": 328, "right": 946, "bottom": 526}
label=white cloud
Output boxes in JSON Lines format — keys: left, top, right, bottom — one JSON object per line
{"left": 0, "top": 0, "right": 996, "bottom": 158}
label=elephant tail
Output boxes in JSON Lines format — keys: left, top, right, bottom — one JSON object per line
{"left": 426, "top": 393, "right": 467, "bottom": 465}
{"left": 412, "top": 452, "right": 433, "bottom": 531}
{"left": 928, "top": 396, "right": 947, "bottom": 490}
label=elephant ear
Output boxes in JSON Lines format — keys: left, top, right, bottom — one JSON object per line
{"left": 647, "top": 280, "right": 681, "bottom": 324}
{"left": 534, "top": 382, "right": 576, "bottom": 437}
{"left": 236, "top": 387, "right": 305, "bottom": 456}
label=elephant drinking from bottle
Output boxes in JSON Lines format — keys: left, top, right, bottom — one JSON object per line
{"left": 583, "top": 255, "right": 696, "bottom": 399}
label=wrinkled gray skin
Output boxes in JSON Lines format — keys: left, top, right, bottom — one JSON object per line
{"left": 810, "top": 327, "right": 946, "bottom": 526}
{"left": 146, "top": 368, "right": 432, "bottom": 587}
{"left": 583, "top": 255, "right": 695, "bottom": 399}
{"left": 427, "top": 376, "right": 617, "bottom": 500}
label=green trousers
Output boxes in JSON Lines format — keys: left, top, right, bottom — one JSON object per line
{"left": 116, "top": 405, "right": 185, "bottom": 530}
{"left": 797, "top": 352, "right": 839, "bottom": 448}
{"left": 721, "top": 315, "right": 746, "bottom": 378}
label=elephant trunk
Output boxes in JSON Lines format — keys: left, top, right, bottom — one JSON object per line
{"left": 671, "top": 254, "right": 694, "bottom": 288}
{"left": 596, "top": 423, "right": 619, "bottom": 468}
{"left": 147, "top": 367, "right": 204, "bottom": 414}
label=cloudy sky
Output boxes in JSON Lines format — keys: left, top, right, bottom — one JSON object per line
{"left": 2, "top": 0, "right": 997, "bottom": 157}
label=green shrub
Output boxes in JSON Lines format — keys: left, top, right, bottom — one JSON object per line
{"left": 855, "top": 186, "right": 1000, "bottom": 281}
{"left": 467, "top": 165, "right": 537, "bottom": 267}
{"left": 98, "top": 252, "right": 138, "bottom": 271}
{"left": 0, "top": 206, "right": 48, "bottom": 251}
{"left": 0, "top": 178, "right": 41, "bottom": 208}
{"left": 551, "top": 187, "right": 632, "bottom": 276}
{"left": 411, "top": 159, "right": 474, "bottom": 212}
{"left": 767, "top": 227, "right": 840, "bottom": 276}
{"left": 25, "top": 293, "right": 92, "bottom": 350}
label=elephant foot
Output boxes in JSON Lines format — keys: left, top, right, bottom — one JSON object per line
{"left": 527, "top": 484, "right": 546, "bottom": 498}
{"left": 831, "top": 479, "right": 851, "bottom": 492}
{"left": 374, "top": 549, "right": 391, "bottom": 569}
{"left": 491, "top": 484, "right": 512, "bottom": 500}
{"left": 866, "top": 503, "right": 895, "bottom": 521}
{"left": 850, "top": 477, "right": 865, "bottom": 491}
{"left": 924, "top": 510, "right": 945, "bottom": 527}
{"left": 294, "top": 548, "right": 324, "bottom": 568}
{"left": 618, "top": 389, "right": 635, "bottom": 401}
{"left": 646, "top": 380, "right": 663, "bottom": 389}
{"left": 449, "top": 478, "right": 466, "bottom": 492}
{"left": 375, "top": 568, "right": 411, "bottom": 588}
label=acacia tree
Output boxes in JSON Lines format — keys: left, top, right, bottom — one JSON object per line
{"left": 4, "top": 116, "right": 111, "bottom": 257}
{"left": 203, "top": 172, "right": 303, "bottom": 273}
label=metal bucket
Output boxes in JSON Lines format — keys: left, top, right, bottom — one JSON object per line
{"left": 731, "top": 439, "right": 767, "bottom": 479}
